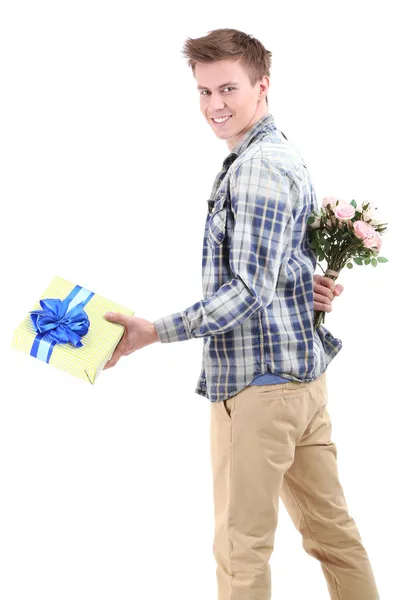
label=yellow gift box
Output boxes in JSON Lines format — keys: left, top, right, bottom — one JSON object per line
{"left": 12, "top": 275, "right": 135, "bottom": 384}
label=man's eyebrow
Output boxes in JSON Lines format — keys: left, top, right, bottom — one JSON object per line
{"left": 196, "top": 81, "right": 239, "bottom": 90}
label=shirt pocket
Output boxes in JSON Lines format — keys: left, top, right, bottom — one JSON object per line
{"left": 208, "top": 194, "right": 228, "bottom": 246}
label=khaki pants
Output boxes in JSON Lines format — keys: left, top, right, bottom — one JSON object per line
{"left": 210, "top": 371, "right": 380, "bottom": 599}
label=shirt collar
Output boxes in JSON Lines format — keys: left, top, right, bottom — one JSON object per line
{"left": 221, "top": 113, "right": 276, "bottom": 169}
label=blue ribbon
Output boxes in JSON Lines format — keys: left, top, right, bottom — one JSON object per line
{"left": 29, "top": 284, "right": 95, "bottom": 364}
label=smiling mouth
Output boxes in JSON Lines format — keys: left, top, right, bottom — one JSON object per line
{"left": 211, "top": 115, "right": 233, "bottom": 125}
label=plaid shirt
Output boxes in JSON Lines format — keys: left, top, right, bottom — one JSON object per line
{"left": 154, "top": 114, "right": 343, "bottom": 403}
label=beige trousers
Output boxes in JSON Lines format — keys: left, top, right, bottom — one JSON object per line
{"left": 210, "top": 371, "right": 380, "bottom": 599}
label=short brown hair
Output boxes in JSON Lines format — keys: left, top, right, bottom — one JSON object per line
{"left": 181, "top": 28, "right": 272, "bottom": 104}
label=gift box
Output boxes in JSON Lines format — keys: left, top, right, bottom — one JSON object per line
{"left": 12, "top": 275, "right": 135, "bottom": 384}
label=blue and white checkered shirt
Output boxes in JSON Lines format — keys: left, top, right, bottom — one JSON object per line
{"left": 154, "top": 114, "right": 343, "bottom": 403}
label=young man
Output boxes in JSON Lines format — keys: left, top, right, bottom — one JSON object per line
{"left": 104, "top": 29, "right": 379, "bottom": 600}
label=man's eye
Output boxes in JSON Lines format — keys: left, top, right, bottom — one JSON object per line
{"left": 200, "top": 87, "right": 234, "bottom": 95}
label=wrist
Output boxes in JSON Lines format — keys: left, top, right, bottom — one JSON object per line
{"left": 151, "top": 322, "right": 161, "bottom": 343}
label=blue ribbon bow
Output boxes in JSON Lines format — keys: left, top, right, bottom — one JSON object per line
{"left": 29, "top": 284, "right": 94, "bottom": 364}
{"left": 30, "top": 298, "right": 90, "bottom": 347}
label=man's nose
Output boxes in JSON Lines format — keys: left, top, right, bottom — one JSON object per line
{"left": 209, "top": 95, "right": 225, "bottom": 112}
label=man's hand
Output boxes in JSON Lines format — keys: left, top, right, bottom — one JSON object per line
{"left": 313, "top": 274, "right": 344, "bottom": 313}
{"left": 103, "top": 313, "right": 160, "bottom": 370}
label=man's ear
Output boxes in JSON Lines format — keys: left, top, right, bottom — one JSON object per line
{"left": 259, "top": 75, "right": 269, "bottom": 100}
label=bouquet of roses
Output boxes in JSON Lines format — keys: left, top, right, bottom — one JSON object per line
{"left": 307, "top": 197, "right": 389, "bottom": 329}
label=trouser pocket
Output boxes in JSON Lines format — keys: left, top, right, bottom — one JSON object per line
{"left": 221, "top": 395, "right": 235, "bottom": 420}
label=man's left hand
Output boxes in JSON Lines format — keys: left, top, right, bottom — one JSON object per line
{"left": 313, "top": 274, "right": 344, "bottom": 313}
{"left": 103, "top": 313, "right": 160, "bottom": 370}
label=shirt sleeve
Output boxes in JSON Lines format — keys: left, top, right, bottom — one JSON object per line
{"left": 153, "top": 157, "right": 295, "bottom": 343}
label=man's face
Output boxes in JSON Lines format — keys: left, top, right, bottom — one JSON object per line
{"left": 195, "top": 58, "right": 269, "bottom": 152}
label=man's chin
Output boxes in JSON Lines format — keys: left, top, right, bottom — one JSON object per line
{"left": 211, "top": 123, "right": 233, "bottom": 136}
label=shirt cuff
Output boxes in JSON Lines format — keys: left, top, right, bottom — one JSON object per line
{"left": 153, "top": 310, "right": 193, "bottom": 343}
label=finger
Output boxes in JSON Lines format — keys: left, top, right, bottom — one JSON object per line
{"left": 314, "top": 301, "right": 332, "bottom": 312}
{"left": 103, "top": 357, "right": 119, "bottom": 369}
{"left": 103, "top": 347, "right": 124, "bottom": 369}
{"left": 334, "top": 284, "right": 344, "bottom": 296}
{"left": 314, "top": 292, "right": 332, "bottom": 307}
{"left": 104, "top": 311, "right": 128, "bottom": 326}
{"left": 104, "top": 330, "right": 130, "bottom": 368}
{"left": 319, "top": 276, "right": 335, "bottom": 292}
{"left": 314, "top": 284, "right": 334, "bottom": 301}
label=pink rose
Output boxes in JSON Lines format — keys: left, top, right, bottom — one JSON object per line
{"left": 364, "top": 233, "right": 382, "bottom": 250}
{"left": 334, "top": 201, "right": 356, "bottom": 221}
{"left": 353, "top": 220, "right": 380, "bottom": 250}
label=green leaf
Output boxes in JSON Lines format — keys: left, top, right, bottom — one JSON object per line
{"left": 307, "top": 216, "right": 315, "bottom": 225}
{"left": 371, "top": 258, "right": 377, "bottom": 267}
{"left": 377, "top": 256, "right": 388, "bottom": 263}
{"left": 353, "top": 258, "right": 363, "bottom": 265}
{"left": 364, "top": 258, "right": 371, "bottom": 265}
{"left": 346, "top": 262, "right": 353, "bottom": 269}
{"left": 350, "top": 199, "right": 357, "bottom": 208}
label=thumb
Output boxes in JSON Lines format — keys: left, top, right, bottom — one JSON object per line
{"left": 334, "top": 284, "right": 344, "bottom": 296}
{"left": 104, "top": 311, "right": 127, "bottom": 325}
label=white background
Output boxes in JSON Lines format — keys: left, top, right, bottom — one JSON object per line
{"left": 1, "top": 1, "right": 399, "bottom": 598}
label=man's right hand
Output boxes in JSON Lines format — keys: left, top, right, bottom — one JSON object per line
{"left": 313, "top": 274, "right": 344, "bottom": 313}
